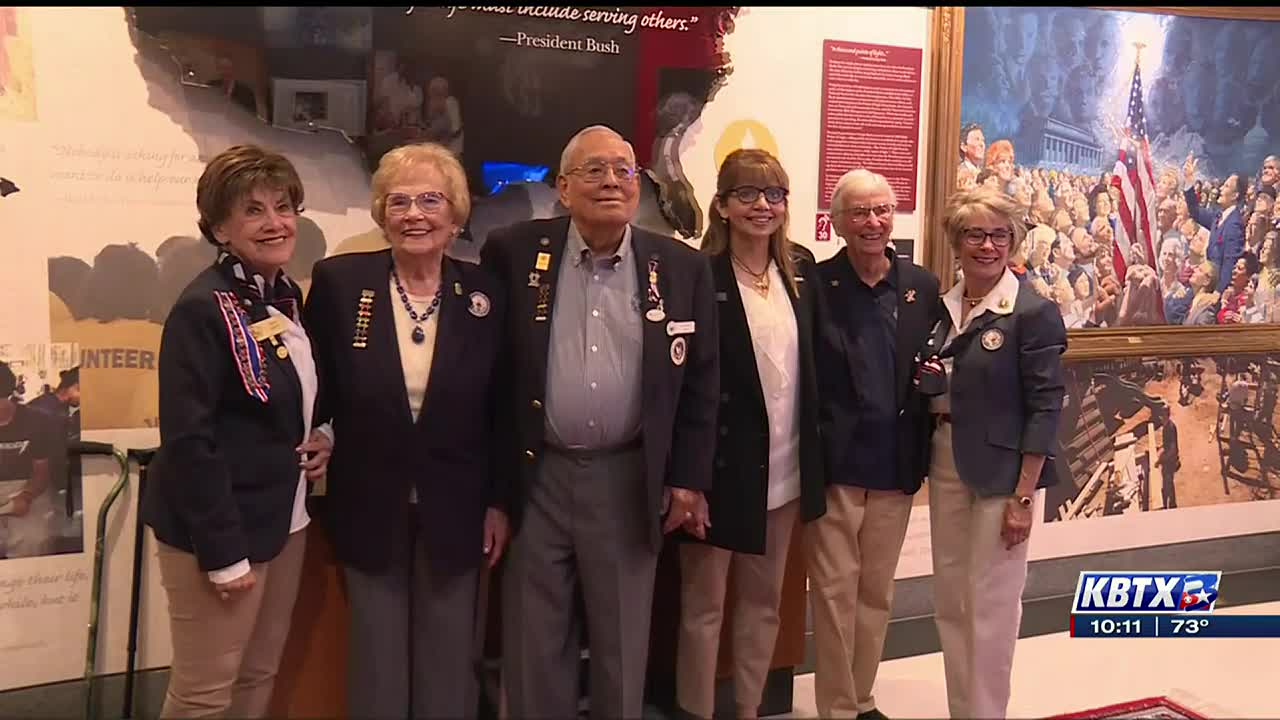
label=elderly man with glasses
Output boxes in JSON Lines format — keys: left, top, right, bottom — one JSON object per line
{"left": 481, "top": 124, "right": 719, "bottom": 720}
{"left": 810, "top": 169, "right": 940, "bottom": 720}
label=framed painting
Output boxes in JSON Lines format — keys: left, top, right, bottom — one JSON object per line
{"left": 924, "top": 6, "right": 1280, "bottom": 358}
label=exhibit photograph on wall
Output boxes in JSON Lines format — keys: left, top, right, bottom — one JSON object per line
{"left": 957, "top": 7, "right": 1280, "bottom": 330}
{"left": 1047, "top": 351, "right": 1280, "bottom": 523}
{"left": 0, "top": 343, "right": 83, "bottom": 560}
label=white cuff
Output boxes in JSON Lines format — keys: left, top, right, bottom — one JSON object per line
{"left": 315, "top": 422, "right": 335, "bottom": 447}
{"left": 208, "top": 559, "right": 251, "bottom": 585}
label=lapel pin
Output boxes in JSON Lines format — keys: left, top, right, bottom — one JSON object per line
{"left": 469, "top": 291, "right": 491, "bottom": 317}
{"left": 528, "top": 271, "right": 541, "bottom": 288}
{"left": 670, "top": 336, "right": 687, "bottom": 366}
{"left": 905, "top": 289, "right": 917, "bottom": 304}
{"left": 539, "top": 236, "right": 550, "bottom": 247}
{"left": 645, "top": 255, "right": 664, "bottom": 321}
{"left": 998, "top": 297, "right": 1012, "bottom": 310}
{"left": 830, "top": 279, "right": 840, "bottom": 287}
{"left": 535, "top": 251, "right": 552, "bottom": 271}
{"left": 353, "top": 291, "right": 375, "bottom": 349}
{"left": 981, "top": 327, "right": 1005, "bottom": 351}
{"left": 454, "top": 281, "right": 463, "bottom": 296}
{"left": 534, "top": 283, "right": 551, "bottom": 322}
{"left": 268, "top": 336, "right": 289, "bottom": 360}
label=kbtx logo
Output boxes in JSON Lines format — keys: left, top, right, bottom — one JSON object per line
{"left": 1071, "top": 572, "right": 1221, "bottom": 614}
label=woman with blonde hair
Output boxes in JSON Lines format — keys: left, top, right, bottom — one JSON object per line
{"left": 914, "top": 186, "right": 1066, "bottom": 719}
{"left": 305, "top": 141, "right": 508, "bottom": 718}
{"left": 676, "top": 148, "right": 828, "bottom": 719}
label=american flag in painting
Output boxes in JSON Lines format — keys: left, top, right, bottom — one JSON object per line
{"left": 1109, "top": 56, "right": 1159, "bottom": 282}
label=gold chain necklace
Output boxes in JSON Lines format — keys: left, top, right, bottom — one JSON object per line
{"left": 731, "top": 253, "right": 770, "bottom": 294}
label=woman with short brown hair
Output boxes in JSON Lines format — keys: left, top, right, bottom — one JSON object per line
{"left": 143, "top": 144, "right": 332, "bottom": 718}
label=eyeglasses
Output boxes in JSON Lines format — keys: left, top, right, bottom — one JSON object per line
{"left": 724, "top": 185, "right": 788, "bottom": 205}
{"left": 385, "top": 191, "right": 450, "bottom": 216}
{"left": 960, "top": 227, "right": 1013, "bottom": 248}
{"left": 837, "top": 203, "right": 895, "bottom": 222}
{"left": 567, "top": 160, "right": 639, "bottom": 185}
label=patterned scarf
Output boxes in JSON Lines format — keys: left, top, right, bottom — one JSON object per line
{"left": 215, "top": 250, "right": 304, "bottom": 321}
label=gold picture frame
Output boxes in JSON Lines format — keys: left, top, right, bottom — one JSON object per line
{"left": 922, "top": 6, "right": 1280, "bottom": 360}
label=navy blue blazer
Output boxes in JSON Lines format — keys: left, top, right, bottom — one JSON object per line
{"left": 304, "top": 250, "right": 506, "bottom": 577}
{"left": 931, "top": 273, "right": 1067, "bottom": 497}
{"left": 143, "top": 265, "right": 311, "bottom": 572}
{"left": 480, "top": 216, "right": 719, "bottom": 553}
{"left": 1185, "top": 187, "right": 1244, "bottom": 293}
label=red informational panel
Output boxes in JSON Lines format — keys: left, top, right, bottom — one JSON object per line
{"left": 817, "top": 39, "right": 923, "bottom": 211}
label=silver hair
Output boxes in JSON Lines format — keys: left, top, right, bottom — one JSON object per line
{"left": 831, "top": 168, "right": 897, "bottom": 213}
{"left": 559, "top": 125, "right": 635, "bottom": 175}
{"left": 1160, "top": 236, "right": 1186, "bottom": 263}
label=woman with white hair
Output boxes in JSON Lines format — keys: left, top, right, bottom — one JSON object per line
{"left": 1160, "top": 236, "right": 1192, "bottom": 325}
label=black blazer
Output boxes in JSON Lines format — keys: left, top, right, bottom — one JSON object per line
{"left": 142, "top": 265, "right": 311, "bottom": 572}
{"left": 817, "top": 250, "right": 940, "bottom": 494}
{"left": 480, "top": 217, "right": 719, "bottom": 553}
{"left": 933, "top": 275, "right": 1067, "bottom": 496}
{"left": 698, "top": 246, "right": 827, "bottom": 555}
{"left": 304, "top": 250, "right": 506, "bottom": 577}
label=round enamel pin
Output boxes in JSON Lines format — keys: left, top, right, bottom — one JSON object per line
{"left": 981, "top": 328, "right": 1004, "bottom": 351}
{"left": 670, "top": 337, "right": 687, "bottom": 366}
{"left": 646, "top": 307, "right": 666, "bottom": 323}
{"left": 468, "top": 291, "right": 491, "bottom": 317}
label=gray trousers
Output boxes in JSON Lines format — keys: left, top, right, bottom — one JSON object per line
{"left": 343, "top": 513, "right": 480, "bottom": 719}
{"left": 503, "top": 446, "right": 658, "bottom": 720}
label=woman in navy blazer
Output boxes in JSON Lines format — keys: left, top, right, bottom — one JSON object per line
{"left": 918, "top": 187, "right": 1066, "bottom": 719}
{"left": 675, "top": 149, "right": 828, "bottom": 720}
{"left": 304, "top": 142, "right": 508, "bottom": 719}
{"left": 143, "top": 145, "right": 333, "bottom": 718}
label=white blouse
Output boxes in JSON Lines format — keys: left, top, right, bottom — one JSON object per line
{"left": 737, "top": 263, "right": 802, "bottom": 510}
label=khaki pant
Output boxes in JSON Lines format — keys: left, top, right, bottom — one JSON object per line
{"left": 928, "top": 422, "right": 1035, "bottom": 720}
{"left": 805, "top": 485, "right": 913, "bottom": 718}
{"left": 676, "top": 500, "right": 799, "bottom": 719}
{"left": 157, "top": 528, "right": 307, "bottom": 718}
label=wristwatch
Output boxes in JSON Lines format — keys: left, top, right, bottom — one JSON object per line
{"left": 1014, "top": 494, "right": 1033, "bottom": 508}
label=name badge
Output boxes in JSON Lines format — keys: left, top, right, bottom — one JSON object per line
{"left": 666, "top": 320, "right": 696, "bottom": 336}
{"left": 249, "top": 315, "right": 289, "bottom": 342}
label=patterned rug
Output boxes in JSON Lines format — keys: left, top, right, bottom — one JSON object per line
{"left": 1049, "top": 696, "right": 1208, "bottom": 719}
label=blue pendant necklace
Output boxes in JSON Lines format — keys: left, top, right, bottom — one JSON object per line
{"left": 391, "top": 267, "right": 442, "bottom": 344}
